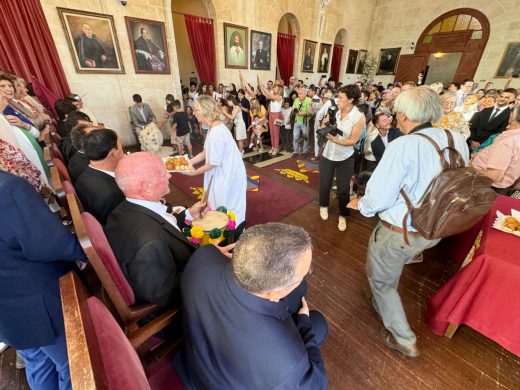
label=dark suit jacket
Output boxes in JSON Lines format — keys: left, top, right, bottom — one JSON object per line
{"left": 180, "top": 245, "right": 327, "bottom": 390}
{"left": 58, "top": 137, "right": 77, "bottom": 165}
{"left": 0, "top": 172, "right": 85, "bottom": 349}
{"left": 371, "top": 127, "right": 402, "bottom": 162}
{"left": 104, "top": 200, "right": 195, "bottom": 307}
{"left": 75, "top": 167, "right": 125, "bottom": 225}
{"left": 253, "top": 49, "right": 268, "bottom": 68}
{"left": 469, "top": 106, "right": 511, "bottom": 144}
{"left": 67, "top": 151, "right": 90, "bottom": 184}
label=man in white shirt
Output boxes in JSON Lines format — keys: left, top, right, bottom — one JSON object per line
{"left": 348, "top": 87, "right": 469, "bottom": 358}
{"left": 187, "top": 83, "right": 199, "bottom": 108}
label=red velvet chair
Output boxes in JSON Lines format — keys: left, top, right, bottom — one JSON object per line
{"left": 51, "top": 142, "right": 65, "bottom": 164}
{"left": 60, "top": 272, "right": 184, "bottom": 390}
{"left": 65, "top": 194, "right": 180, "bottom": 349}
{"left": 52, "top": 157, "right": 71, "bottom": 183}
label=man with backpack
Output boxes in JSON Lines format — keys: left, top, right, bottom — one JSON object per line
{"left": 347, "top": 87, "right": 471, "bottom": 357}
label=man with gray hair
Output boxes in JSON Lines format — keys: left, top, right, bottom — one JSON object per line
{"left": 178, "top": 222, "right": 328, "bottom": 389}
{"left": 348, "top": 86, "right": 469, "bottom": 357}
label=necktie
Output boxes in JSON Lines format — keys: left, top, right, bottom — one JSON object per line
{"left": 488, "top": 108, "right": 499, "bottom": 122}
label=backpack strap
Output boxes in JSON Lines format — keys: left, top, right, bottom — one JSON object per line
{"left": 444, "top": 130, "right": 466, "bottom": 169}
{"left": 413, "top": 132, "right": 449, "bottom": 170}
{"left": 399, "top": 188, "right": 413, "bottom": 245}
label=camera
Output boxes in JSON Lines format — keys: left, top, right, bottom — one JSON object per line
{"left": 317, "top": 103, "right": 342, "bottom": 140}
{"left": 293, "top": 103, "right": 302, "bottom": 114}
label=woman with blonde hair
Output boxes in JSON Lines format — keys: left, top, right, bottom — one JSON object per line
{"left": 187, "top": 96, "right": 247, "bottom": 228}
{"left": 259, "top": 79, "right": 283, "bottom": 154}
{"left": 433, "top": 92, "right": 470, "bottom": 139}
{"left": 248, "top": 97, "right": 267, "bottom": 149}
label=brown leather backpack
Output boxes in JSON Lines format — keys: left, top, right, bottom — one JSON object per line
{"left": 400, "top": 130, "right": 496, "bottom": 244}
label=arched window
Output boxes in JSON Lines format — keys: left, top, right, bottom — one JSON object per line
{"left": 422, "top": 13, "right": 484, "bottom": 44}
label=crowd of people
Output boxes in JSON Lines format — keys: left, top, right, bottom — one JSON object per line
{"left": 1, "top": 63, "right": 520, "bottom": 389}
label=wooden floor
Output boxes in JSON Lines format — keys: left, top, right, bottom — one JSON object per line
{"left": 2, "top": 156, "right": 520, "bottom": 389}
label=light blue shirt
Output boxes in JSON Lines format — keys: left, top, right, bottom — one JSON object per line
{"left": 358, "top": 126, "right": 470, "bottom": 231}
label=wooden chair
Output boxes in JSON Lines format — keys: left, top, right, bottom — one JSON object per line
{"left": 50, "top": 166, "right": 65, "bottom": 200}
{"left": 65, "top": 193, "right": 180, "bottom": 349}
{"left": 60, "top": 272, "right": 184, "bottom": 390}
{"left": 53, "top": 157, "right": 72, "bottom": 183}
{"left": 43, "top": 146, "right": 54, "bottom": 167}
{"left": 51, "top": 142, "right": 65, "bottom": 164}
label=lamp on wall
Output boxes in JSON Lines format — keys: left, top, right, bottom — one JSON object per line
{"left": 433, "top": 52, "right": 445, "bottom": 58}
{"left": 119, "top": 0, "right": 128, "bottom": 5}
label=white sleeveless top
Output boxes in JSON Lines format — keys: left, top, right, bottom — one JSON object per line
{"left": 269, "top": 98, "right": 282, "bottom": 113}
{"left": 322, "top": 105, "right": 363, "bottom": 161}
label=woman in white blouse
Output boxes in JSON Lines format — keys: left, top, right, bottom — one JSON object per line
{"left": 187, "top": 96, "right": 247, "bottom": 228}
{"left": 319, "top": 85, "right": 365, "bottom": 231}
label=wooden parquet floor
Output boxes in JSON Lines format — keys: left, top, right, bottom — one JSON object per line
{"left": 2, "top": 157, "right": 520, "bottom": 389}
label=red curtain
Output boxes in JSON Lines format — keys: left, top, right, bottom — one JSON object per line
{"left": 277, "top": 33, "right": 296, "bottom": 86}
{"left": 184, "top": 14, "right": 216, "bottom": 85}
{"left": 331, "top": 44, "right": 343, "bottom": 83}
{"left": 0, "top": 0, "right": 70, "bottom": 107}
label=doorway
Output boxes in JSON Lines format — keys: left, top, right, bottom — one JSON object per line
{"left": 424, "top": 52, "right": 462, "bottom": 85}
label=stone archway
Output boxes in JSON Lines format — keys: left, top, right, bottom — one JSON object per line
{"left": 333, "top": 28, "right": 348, "bottom": 82}
{"left": 276, "top": 13, "right": 301, "bottom": 81}
{"left": 171, "top": 0, "right": 216, "bottom": 86}
{"left": 396, "top": 8, "right": 490, "bottom": 83}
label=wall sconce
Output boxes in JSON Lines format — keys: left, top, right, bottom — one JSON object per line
{"left": 410, "top": 42, "right": 415, "bottom": 50}
{"left": 119, "top": 0, "right": 128, "bottom": 6}
{"left": 433, "top": 52, "right": 445, "bottom": 58}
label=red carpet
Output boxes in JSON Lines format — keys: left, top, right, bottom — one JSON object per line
{"left": 169, "top": 169, "right": 314, "bottom": 226}
{"left": 266, "top": 158, "right": 320, "bottom": 191}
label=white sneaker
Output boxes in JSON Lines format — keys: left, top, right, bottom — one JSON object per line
{"left": 338, "top": 216, "right": 347, "bottom": 231}
{"left": 248, "top": 143, "right": 254, "bottom": 149}
{"left": 0, "top": 342, "right": 8, "bottom": 353}
{"left": 320, "top": 207, "right": 329, "bottom": 220}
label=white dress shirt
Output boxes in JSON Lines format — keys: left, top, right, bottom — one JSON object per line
{"left": 126, "top": 198, "right": 190, "bottom": 231}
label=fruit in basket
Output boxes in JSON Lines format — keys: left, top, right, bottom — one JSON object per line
{"left": 165, "top": 159, "right": 176, "bottom": 170}
{"left": 503, "top": 216, "right": 520, "bottom": 231}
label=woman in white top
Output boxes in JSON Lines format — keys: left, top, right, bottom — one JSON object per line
{"left": 188, "top": 96, "right": 247, "bottom": 228}
{"left": 260, "top": 81, "right": 283, "bottom": 154}
{"left": 224, "top": 96, "right": 247, "bottom": 153}
{"left": 319, "top": 85, "right": 365, "bottom": 231}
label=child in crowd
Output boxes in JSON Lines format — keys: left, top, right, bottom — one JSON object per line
{"left": 247, "top": 115, "right": 268, "bottom": 152}
{"left": 280, "top": 98, "right": 293, "bottom": 152}
{"left": 171, "top": 100, "right": 193, "bottom": 158}
{"left": 186, "top": 106, "right": 201, "bottom": 141}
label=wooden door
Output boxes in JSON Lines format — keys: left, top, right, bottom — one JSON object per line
{"left": 394, "top": 54, "right": 429, "bottom": 83}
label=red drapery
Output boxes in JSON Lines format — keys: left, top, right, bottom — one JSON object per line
{"left": 331, "top": 44, "right": 343, "bottom": 82}
{"left": 0, "top": 0, "right": 70, "bottom": 112}
{"left": 277, "top": 33, "right": 296, "bottom": 86}
{"left": 184, "top": 14, "right": 216, "bottom": 85}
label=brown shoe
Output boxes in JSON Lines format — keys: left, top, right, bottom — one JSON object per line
{"left": 381, "top": 329, "right": 420, "bottom": 358}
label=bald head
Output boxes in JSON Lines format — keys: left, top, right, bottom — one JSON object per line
{"left": 115, "top": 152, "right": 170, "bottom": 201}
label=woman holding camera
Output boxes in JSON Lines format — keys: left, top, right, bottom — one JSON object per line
{"left": 319, "top": 85, "right": 365, "bottom": 231}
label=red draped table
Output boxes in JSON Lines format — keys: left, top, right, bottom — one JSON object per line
{"left": 425, "top": 195, "right": 520, "bottom": 357}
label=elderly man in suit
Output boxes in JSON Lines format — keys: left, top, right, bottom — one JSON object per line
{"left": 0, "top": 171, "right": 85, "bottom": 389}
{"left": 468, "top": 88, "right": 517, "bottom": 149}
{"left": 104, "top": 152, "right": 208, "bottom": 307}
{"left": 75, "top": 128, "right": 125, "bottom": 225}
{"left": 179, "top": 223, "right": 328, "bottom": 389}
{"left": 371, "top": 112, "right": 402, "bottom": 162}
{"left": 129, "top": 94, "right": 156, "bottom": 136}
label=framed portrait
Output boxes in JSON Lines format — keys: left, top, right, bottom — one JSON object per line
{"left": 301, "top": 40, "right": 317, "bottom": 73}
{"left": 346, "top": 49, "right": 358, "bottom": 74}
{"left": 224, "top": 23, "right": 248, "bottom": 69}
{"left": 125, "top": 17, "right": 170, "bottom": 74}
{"left": 317, "top": 43, "right": 332, "bottom": 73}
{"left": 250, "top": 30, "right": 271, "bottom": 70}
{"left": 495, "top": 42, "right": 520, "bottom": 78}
{"left": 377, "top": 47, "right": 401, "bottom": 75}
{"left": 356, "top": 50, "right": 367, "bottom": 74}
{"left": 58, "top": 8, "right": 124, "bottom": 74}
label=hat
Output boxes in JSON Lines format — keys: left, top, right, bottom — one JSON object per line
{"left": 68, "top": 94, "right": 81, "bottom": 101}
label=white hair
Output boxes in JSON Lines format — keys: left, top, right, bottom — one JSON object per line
{"left": 393, "top": 86, "right": 443, "bottom": 123}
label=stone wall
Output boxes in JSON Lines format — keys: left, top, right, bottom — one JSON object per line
{"left": 368, "top": 0, "right": 520, "bottom": 88}
{"left": 40, "top": 0, "right": 520, "bottom": 144}
{"left": 41, "top": 0, "right": 182, "bottom": 145}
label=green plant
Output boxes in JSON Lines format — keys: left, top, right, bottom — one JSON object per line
{"left": 361, "top": 52, "right": 378, "bottom": 84}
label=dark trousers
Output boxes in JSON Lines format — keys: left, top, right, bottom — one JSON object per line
{"left": 280, "top": 126, "right": 292, "bottom": 151}
{"left": 319, "top": 155, "right": 355, "bottom": 217}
